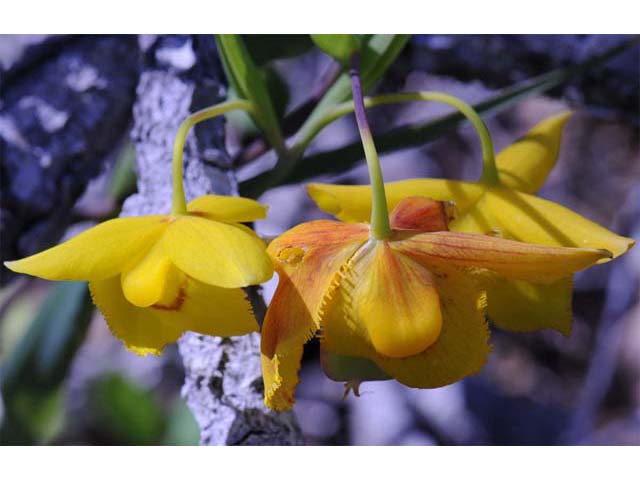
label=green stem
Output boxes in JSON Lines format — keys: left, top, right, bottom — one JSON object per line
{"left": 171, "top": 100, "right": 255, "bottom": 215}
{"left": 290, "top": 91, "right": 499, "bottom": 185}
{"left": 349, "top": 55, "right": 391, "bottom": 240}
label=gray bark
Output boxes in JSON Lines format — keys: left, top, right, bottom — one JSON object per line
{"left": 124, "top": 35, "right": 302, "bottom": 446}
{"left": 0, "top": 35, "right": 140, "bottom": 283}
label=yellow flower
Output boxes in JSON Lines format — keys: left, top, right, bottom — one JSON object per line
{"left": 307, "top": 112, "right": 635, "bottom": 335}
{"left": 5, "top": 195, "right": 274, "bottom": 355}
{"left": 261, "top": 196, "right": 610, "bottom": 410}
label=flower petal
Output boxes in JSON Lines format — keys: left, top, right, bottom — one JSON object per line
{"left": 266, "top": 220, "right": 370, "bottom": 339}
{"left": 121, "top": 240, "right": 173, "bottom": 307}
{"left": 261, "top": 274, "right": 315, "bottom": 377}
{"left": 261, "top": 220, "right": 369, "bottom": 410}
{"left": 393, "top": 230, "right": 611, "bottom": 283}
{"left": 483, "top": 188, "right": 635, "bottom": 259}
{"left": 261, "top": 262, "right": 310, "bottom": 410}
{"left": 90, "top": 276, "right": 185, "bottom": 356}
{"left": 187, "top": 195, "right": 268, "bottom": 223}
{"left": 389, "top": 196, "right": 452, "bottom": 232}
{"left": 322, "top": 264, "right": 490, "bottom": 388}
{"left": 261, "top": 346, "right": 303, "bottom": 411}
{"left": 486, "top": 276, "right": 573, "bottom": 335}
{"left": 497, "top": 112, "right": 572, "bottom": 194}
{"left": 348, "top": 242, "right": 443, "bottom": 358}
{"left": 307, "top": 180, "right": 484, "bottom": 223}
{"left": 178, "top": 278, "right": 258, "bottom": 338}
{"left": 91, "top": 274, "right": 257, "bottom": 355}
{"left": 164, "top": 216, "right": 273, "bottom": 288}
{"left": 5, "top": 216, "right": 168, "bottom": 281}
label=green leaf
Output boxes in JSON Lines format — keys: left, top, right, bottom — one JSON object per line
{"left": 263, "top": 66, "right": 290, "bottom": 122}
{"left": 0, "top": 388, "right": 65, "bottom": 445}
{"left": 0, "top": 281, "right": 91, "bottom": 444}
{"left": 240, "top": 34, "right": 410, "bottom": 197}
{"left": 90, "top": 373, "right": 165, "bottom": 446}
{"left": 360, "top": 34, "right": 410, "bottom": 91}
{"left": 302, "top": 34, "right": 410, "bottom": 133}
{"left": 108, "top": 142, "right": 137, "bottom": 202}
{"left": 224, "top": 85, "right": 263, "bottom": 141}
{"left": 243, "top": 34, "right": 314, "bottom": 65}
{"left": 0, "top": 281, "right": 92, "bottom": 392}
{"left": 225, "top": 67, "right": 291, "bottom": 142}
{"left": 311, "top": 34, "right": 360, "bottom": 63}
{"left": 162, "top": 397, "right": 199, "bottom": 446}
{"left": 283, "top": 37, "right": 639, "bottom": 184}
{"left": 216, "top": 34, "right": 285, "bottom": 152}
{"left": 34, "top": 283, "right": 93, "bottom": 379}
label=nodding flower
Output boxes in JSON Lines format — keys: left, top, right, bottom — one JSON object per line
{"left": 307, "top": 113, "right": 634, "bottom": 336}
{"left": 260, "top": 195, "right": 611, "bottom": 411}
{"left": 5, "top": 195, "right": 274, "bottom": 355}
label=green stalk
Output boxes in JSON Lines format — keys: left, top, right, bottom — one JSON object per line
{"left": 290, "top": 91, "right": 498, "bottom": 185}
{"left": 349, "top": 55, "right": 391, "bottom": 240}
{"left": 171, "top": 100, "right": 255, "bottom": 215}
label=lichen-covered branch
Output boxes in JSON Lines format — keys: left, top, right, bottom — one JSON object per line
{"left": 125, "top": 34, "right": 302, "bottom": 446}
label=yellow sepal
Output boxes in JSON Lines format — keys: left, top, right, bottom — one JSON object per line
{"left": 497, "top": 112, "right": 572, "bottom": 193}
{"left": 187, "top": 194, "right": 268, "bottom": 223}
{"left": 307, "top": 180, "right": 484, "bottom": 224}
{"left": 394, "top": 230, "right": 610, "bottom": 283}
{"left": 485, "top": 276, "right": 573, "bottom": 335}
{"left": 483, "top": 188, "right": 634, "bottom": 259}
{"left": 5, "top": 216, "right": 167, "bottom": 281}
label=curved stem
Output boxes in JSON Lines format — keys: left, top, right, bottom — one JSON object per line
{"left": 290, "top": 91, "right": 499, "bottom": 185}
{"left": 171, "top": 100, "right": 255, "bottom": 215}
{"left": 349, "top": 55, "right": 391, "bottom": 240}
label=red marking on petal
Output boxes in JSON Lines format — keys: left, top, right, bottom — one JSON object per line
{"left": 151, "top": 285, "right": 187, "bottom": 311}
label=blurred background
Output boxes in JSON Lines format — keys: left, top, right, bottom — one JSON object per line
{"left": 0, "top": 34, "right": 638, "bottom": 445}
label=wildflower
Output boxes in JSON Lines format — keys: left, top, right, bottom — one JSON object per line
{"left": 262, "top": 196, "right": 611, "bottom": 410}
{"left": 5, "top": 101, "right": 275, "bottom": 355}
{"left": 5, "top": 195, "right": 273, "bottom": 355}
{"left": 307, "top": 112, "right": 635, "bottom": 334}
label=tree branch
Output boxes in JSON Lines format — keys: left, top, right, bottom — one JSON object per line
{"left": 125, "top": 34, "right": 303, "bottom": 446}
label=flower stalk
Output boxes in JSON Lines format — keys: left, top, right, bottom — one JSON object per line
{"left": 292, "top": 91, "right": 499, "bottom": 186}
{"left": 171, "top": 99, "right": 256, "bottom": 215}
{"left": 349, "top": 54, "right": 391, "bottom": 240}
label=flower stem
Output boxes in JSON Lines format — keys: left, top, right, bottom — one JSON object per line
{"left": 349, "top": 55, "right": 391, "bottom": 240}
{"left": 290, "top": 91, "right": 499, "bottom": 185}
{"left": 171, "top": 100, "right": 255, "bottom": 215}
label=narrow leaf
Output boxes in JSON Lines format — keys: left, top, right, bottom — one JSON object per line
{"left": 311, "top": 34, "right": 360, "bottom": 63}
{"left": 282, "top": 37, "right": 638, "bottom": 184}
{"left": 0, "top": 281, "right": 93, "bottom": 392}
{"left": 216, "top": 34, "right": 284, "bottom": 151}
{"left": 240, "top": 34, "right": 410, "bottom": 197}
{"left": 90, "top": 373, "right": 165, "bottom": 446}
{"left": 243, "top": 34, "right": 314, "bottom": 65}
{"left": 301, "top": 34, "right": 410, "bottom": 132}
